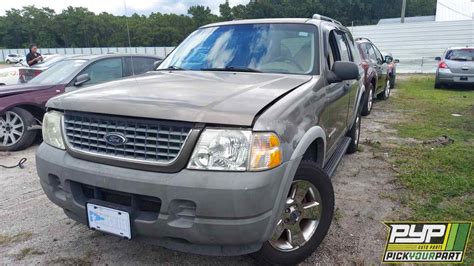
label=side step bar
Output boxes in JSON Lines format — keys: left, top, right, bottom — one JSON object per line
{"left": 323, "top": 137, "right": 351, "bottom": 177}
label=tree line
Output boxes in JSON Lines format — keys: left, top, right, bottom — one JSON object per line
{"left": 0, "top": 0, "right": 436, "bottom": 49}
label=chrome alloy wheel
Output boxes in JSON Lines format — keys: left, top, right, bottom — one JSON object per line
{"left": 269, "top": 180, "right": 322, "bottom": 252}
{"left": 385, "top": 80, "right": 391, "bottom": 98}
{"left": 354, "top": 114, "right": 360, "bottom": 145}
{"left": 0, "top": 111, "right": 25, "bottom": 147}
{"left": 367, "top": 88, "right": 373, "bottom": 111}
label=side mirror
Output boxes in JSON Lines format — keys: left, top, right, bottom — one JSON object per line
{"left": 394, "top": 59, "right": 400, "bottom": 63}
{"left": 153, "top": 60, "right": 163, "bottom": 70}
{"left": 327, "top": 61, "right": 359, "bottom": 84}
{"left": 435, "top": 56, "right": 442, "bottom": 61}
{"left": 74, "top": 73, "right": 90, "bottom": 86}
{"left": 385, "top": 55, "right": 394, "bottom": 63}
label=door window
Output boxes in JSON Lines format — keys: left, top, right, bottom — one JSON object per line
{"left": 334, "top": 32, "right": 352, "bottom": 62}
{"left": 81, "top": 58, "right": 123, "bottom": 85}
{"left": 372, "top": 45, "right": 384, "bottom": 63}
{"left": 124, "top": 57, "right": 159, "bottom": 76}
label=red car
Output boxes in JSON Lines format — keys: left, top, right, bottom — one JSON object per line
{"left": 355, "top": 38, "right": 398, "bottom": 116}
{"left": 0, "top": 54, "right": 161, "bottom": 151}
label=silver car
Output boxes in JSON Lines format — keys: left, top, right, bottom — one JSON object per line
{"left": 435, "top": 47, "right": 474, "bottom": 88}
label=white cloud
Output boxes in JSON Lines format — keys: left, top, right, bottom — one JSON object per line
{"left": 0, "top": 0, "right": 249, "bottom": 16}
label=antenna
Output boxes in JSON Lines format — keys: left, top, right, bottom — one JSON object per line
{"left": 124, "top": 0, "right": 135, "bottom": 75}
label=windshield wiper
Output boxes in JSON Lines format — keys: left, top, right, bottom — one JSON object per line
{"left": 201, "top": 66, "right": 261, "bottom": 73}
{"left": 157, "top": 65, "right": 184, "bottom": 71}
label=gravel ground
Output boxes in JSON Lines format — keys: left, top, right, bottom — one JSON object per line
{"left": 0, "top": 88, "right": 409, "bottom": 264}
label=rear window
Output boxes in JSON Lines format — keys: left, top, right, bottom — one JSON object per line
{"left": 446, "top": 49, "right": 474, "bottom": 61}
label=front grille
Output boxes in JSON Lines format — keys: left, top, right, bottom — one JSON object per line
{"left": 64, "top": 112, "right": 192, "bottom": 164}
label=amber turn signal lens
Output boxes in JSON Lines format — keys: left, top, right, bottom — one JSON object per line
{"left": 250, "top": 132, "right": 282, "bottom": 171}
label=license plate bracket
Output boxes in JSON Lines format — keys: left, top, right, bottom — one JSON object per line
{"left": 86, "top": 199, "right": 133, "bottom": 239}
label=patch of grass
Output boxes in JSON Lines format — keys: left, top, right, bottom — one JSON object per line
{"left": 0, "top": 232, "right": 33, "bottom": 245}
{"left": 391, "top": 76, "right": 473, "bottom": 263}
{"left": 15, "top": 247, "right": 44, "bottom": 260}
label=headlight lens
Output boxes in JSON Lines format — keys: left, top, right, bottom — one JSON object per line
{"left": 42, "top": 111, "right": 65, "bottom": 150}
{"left": 187, "top": 129, "right": 281, "bottom": 171}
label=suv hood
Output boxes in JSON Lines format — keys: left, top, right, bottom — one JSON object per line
{"left": 48, "top": 71, "right": 313, "bottom": 126}
{"left": 0, "top": 83, "right": 54, "bottom": 97}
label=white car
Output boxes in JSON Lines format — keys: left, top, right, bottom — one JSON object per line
{"left": 0, "top": 54, "right": 65, "bottom": 85}
{"left": 4, "top": 54, "right": 25, "bottom": 64}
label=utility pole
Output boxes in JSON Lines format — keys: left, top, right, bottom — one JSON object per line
{"left": 401, "top": 0, "right": 407, "bottom": 23}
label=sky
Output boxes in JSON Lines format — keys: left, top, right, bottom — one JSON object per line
{"left": 0, "top": 0, "right": 250, "bottom": 16}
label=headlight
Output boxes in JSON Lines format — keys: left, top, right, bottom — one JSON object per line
{"left": 42, "top": 111, "right": 65, "bottom": 150}
{"left": 187, "top": 129, "right": 281, "bottom": 171}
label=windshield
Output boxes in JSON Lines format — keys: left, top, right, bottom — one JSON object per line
{"left": 446, "top": 49, "right": 474, "bottom": 61}
{"left": 159, "top": 23, "right": 318, "bottom": 75}
{"left": 29, "top": 60, "right": 87, "bottom": 85}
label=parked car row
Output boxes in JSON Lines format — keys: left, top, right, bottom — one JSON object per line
{"left": 0, "top": 54, "right": 161, "bottom": 150}
{"left": 2, "top": 14, "right": 400, "bottom": 265}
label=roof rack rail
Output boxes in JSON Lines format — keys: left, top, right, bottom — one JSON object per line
{"left": 312, "top": 14, "right": 342, "bottom": 25}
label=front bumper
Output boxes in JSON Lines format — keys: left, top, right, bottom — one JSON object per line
{"left": 36, "top": 143, "right": 300, "bottom": 256}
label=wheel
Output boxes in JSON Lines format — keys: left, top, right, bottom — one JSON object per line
{"left": 346, "top": 110, "right": 361, "bottom": 154}
{"left": 377, "top": 79, "right": 391, "bottom": 100}
{"left": 253, "top": 161, "right": 334, "bottom": 265}
{"left": 389, "top": 74, "right": 396, "bottom": 89}
{"left": 6, "top": 59, "right": 10, "bottom": 64}
{"left": 434, "top": 78, "right": 442, "bottom": 89}
{"left": 361, "top": 83, "right": 374, "bottom": 116}
{"left": 0, "top": 107, "right": 38, "bottom": 151}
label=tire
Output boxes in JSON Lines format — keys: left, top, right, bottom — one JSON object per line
{"left": 389, "top": 74, "right": 396, "bottom": 89}
{"left": 377, "top": 79, "right": 391, "bottom": 100}
{"left": 253, "top": 161, "right": 334, "bottom": 265}
{"left": 346, "top": 110, "right": 361, "bottom": 154}
{"left": 0, "top": 107, "right": 38, "bottom": 151}
{"left": 361, "top": 83, "right": 374, "bottom": 116}
{"left": 6, "top": 59, "right": 10, "bottom": 64}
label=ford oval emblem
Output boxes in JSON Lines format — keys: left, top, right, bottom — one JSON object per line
{"left": 104, "top": 133, "right": 127, "bottom": 146}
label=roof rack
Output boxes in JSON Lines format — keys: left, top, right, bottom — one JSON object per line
{"left": 312, "top": 14, "right": 342, "bottom": 25}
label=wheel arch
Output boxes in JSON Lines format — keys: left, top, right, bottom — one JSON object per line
{"left": 290, "top": 126, "right": 326, "bottom": 168}
{"left": 10, "top": 104, "right": 45, "bottom": 124}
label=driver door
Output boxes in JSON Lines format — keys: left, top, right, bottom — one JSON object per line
{"left": 321, "top": 30, "right": 352, "bottom": 156}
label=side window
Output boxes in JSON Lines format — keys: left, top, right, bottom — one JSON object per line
{"left": 81, "top": 58, "right": 123, "bottom": 85}
{"left": 327, "top": 31, "right": 340, "bottom": 69}
{"left": 372, "top": 45, "right": 384, "bottom": 63}
{"left": 367, "top": 44, "right": 378, "bottom": 62}
{"left": 334, "top": 32, "right": 351, "bottom": 62}
{"left": 131, "top": 57, "right": 158, "bottom": 75}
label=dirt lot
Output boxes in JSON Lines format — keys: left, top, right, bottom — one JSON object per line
{"left": 0, "top": 87, "right": 408, "bottom": 264}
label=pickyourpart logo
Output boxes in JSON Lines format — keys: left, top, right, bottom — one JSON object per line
{"left": 382, "top": 222, "right": 472, "bottom": 263}
{"left": 104, "top": 132, "right": 127, "bottom": 146}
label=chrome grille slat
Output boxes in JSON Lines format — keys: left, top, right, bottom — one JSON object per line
{"left": 64, "top": 112, "right": 192, "bottom": 164}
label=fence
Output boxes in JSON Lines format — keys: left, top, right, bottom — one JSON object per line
{"left": 0, "top": 46, "right": 176, "bottom": 61}
{"left": 350, "top": 19, "right": 474, "bottom": 73}
{"left": 2, "top": 19, "right": 474, "bottom": 73}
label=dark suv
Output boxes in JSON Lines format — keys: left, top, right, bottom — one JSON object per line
{"left": 37, "top": 15, "right": 365, "bottom": 264}
{"left": 356, "top": 38, "right": 394, "bottom": 116}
